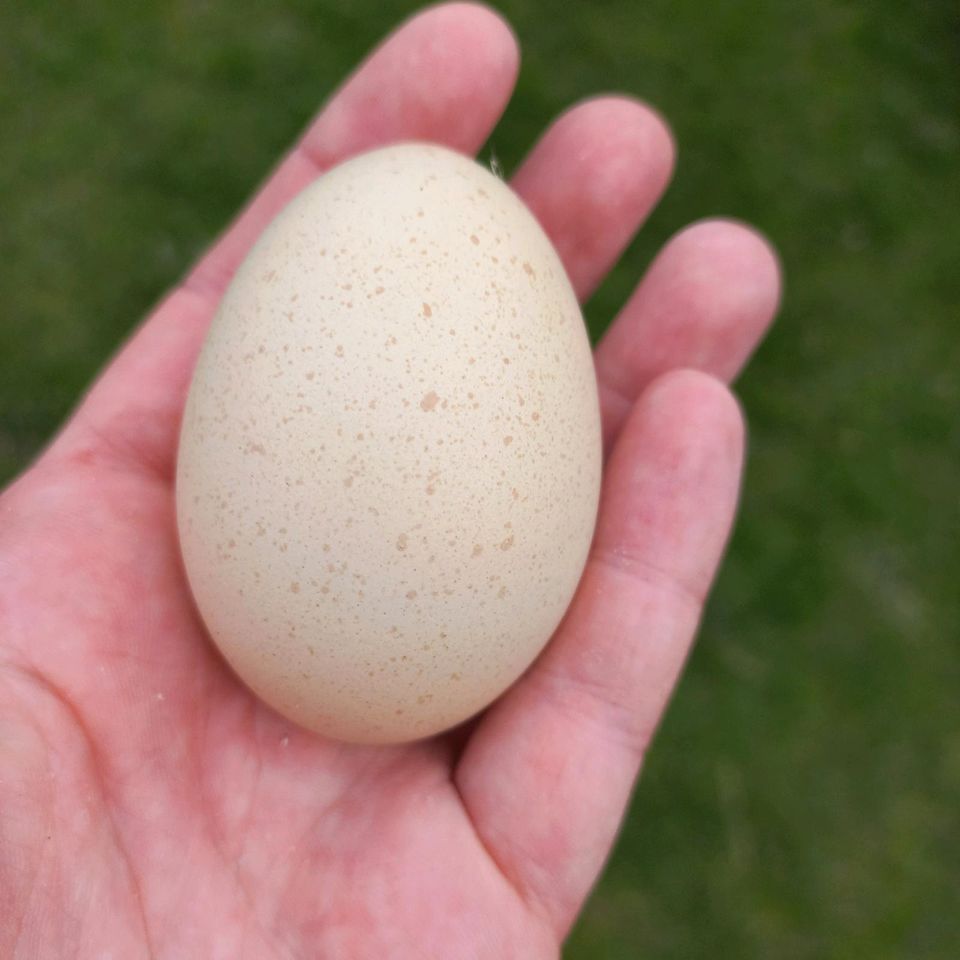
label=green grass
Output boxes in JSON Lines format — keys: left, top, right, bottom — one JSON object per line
{"left": 2, "top": 1, "right": 958, "bottom": 955}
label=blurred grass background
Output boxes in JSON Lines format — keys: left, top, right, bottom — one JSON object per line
{"left": 2, "top": 0, "right": 958, "bottom": 955}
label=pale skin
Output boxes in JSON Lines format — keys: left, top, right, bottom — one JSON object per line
{"left": 0, "top": 4, "right": 781, "bottom": 957}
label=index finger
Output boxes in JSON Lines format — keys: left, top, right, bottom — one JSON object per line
{"left": 51, "top": 3, "right": 520, "bottom": 478}
{"left": 187, "top": 2, "right": 521, "bottom": 300}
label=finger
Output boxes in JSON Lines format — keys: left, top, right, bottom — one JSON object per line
{"left": 49, "top": 3, "right": 520, "bottom": 479}
{"left": 595, "top": 218, "right": 780, "bottom": 451}
{"left": 511, "top": 96, "right": 674, "bottom": 301}
{"left": 187, "top": 1, "right": 520, "bottom": 300}
{"left": 455, "top": 370, "right": 744, "bottom": 936}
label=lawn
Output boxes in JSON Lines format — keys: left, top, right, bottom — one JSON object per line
{"left": 2, "top": 0, "right": 958, "bottom": 956}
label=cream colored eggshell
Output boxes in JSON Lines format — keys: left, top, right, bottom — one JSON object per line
{"left": 176, "top": 142, "right": 601, "bottom": 744}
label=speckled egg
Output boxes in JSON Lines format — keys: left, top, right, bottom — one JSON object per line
{"left": 176, "top": 142, "right": 601, "bottom": 744}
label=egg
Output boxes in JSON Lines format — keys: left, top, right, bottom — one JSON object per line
{"left": 176, "top": 142, "right": 601, "bottom": 744}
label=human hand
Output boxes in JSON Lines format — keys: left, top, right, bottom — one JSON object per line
{"left": 0, "top": 5, "right": 780, "bottom": 957}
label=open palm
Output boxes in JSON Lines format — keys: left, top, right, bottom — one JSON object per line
{"left": 0, "top": 5, "right": 780, "bottom": 958}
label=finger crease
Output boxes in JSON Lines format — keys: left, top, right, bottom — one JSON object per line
{"left": 590, "top": 542, "right": 707, "bottom": 613}
{"left": 526, "top": 663, "right": 657, "bottom": 762}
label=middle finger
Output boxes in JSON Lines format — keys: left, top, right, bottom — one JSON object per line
{"left": 510, "top": 95, "right": 675, "bottom": 302}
